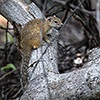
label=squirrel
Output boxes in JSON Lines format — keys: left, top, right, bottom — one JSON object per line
{"left": 20, "top": 16, "right": 63, "bottom": 88}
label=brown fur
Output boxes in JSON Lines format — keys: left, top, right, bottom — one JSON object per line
{"left": 20, "top": 16, "right": 63, "bottom": 88}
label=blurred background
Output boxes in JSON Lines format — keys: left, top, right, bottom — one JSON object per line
{"left": 0, "top": 0, "right": 100, "bottom": 99}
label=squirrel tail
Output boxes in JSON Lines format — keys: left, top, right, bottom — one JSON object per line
{"left": 20, "top": 48, "right": 31, "bottom": 89}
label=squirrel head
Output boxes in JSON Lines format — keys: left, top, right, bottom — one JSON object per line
{"left": 45, "top": 16, "right": 63, "bottom": 29}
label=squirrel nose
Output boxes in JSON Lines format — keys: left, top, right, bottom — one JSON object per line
{"left": 61, "top": 23, "right": 63, "bottom": 27}
{"left": 61, "top": 23, "right": 63, "bottom": 26}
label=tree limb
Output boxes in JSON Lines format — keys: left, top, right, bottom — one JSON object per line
{"left": 0, "top": 0, "right": 100, "bottom": 100}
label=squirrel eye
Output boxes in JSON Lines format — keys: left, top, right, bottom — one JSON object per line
{"left": 54, "top": 20, "right": 58, "bottom": 23}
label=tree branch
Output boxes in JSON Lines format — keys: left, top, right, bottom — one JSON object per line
{"left": 0, "top": 0, "right": 100, "bottom": 100}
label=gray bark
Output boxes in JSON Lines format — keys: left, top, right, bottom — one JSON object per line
{"left": 0, "top": 0, "right": 100, "bottom": 100}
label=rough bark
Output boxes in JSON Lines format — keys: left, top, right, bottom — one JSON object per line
{"left": 0, "top": 0, "right": 100, "bottom": 100}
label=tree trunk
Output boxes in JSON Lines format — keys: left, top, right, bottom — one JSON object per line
{"left": 0, "top": 0, "right": 100, "bottom": 100}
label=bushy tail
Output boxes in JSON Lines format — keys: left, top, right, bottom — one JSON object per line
{"left": 20, "top": 49, "right": 31, "bottom": 88}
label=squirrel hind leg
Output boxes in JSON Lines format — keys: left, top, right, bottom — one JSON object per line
{"left": 33, "top": 45, "right": 40, "bottom": 49}
{"left": 31, "top": 40, "right": 41, "bottom": 49}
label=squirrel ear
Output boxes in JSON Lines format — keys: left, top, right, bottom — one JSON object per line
{"left": 47, "top": 17, "right": 52, "bottom": 22}
{"left": 54, "top": 15, "right": 56, "bottom": 17}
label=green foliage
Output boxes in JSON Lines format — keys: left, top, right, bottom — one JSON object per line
{"left": 1, "top": 63, "right": 16, "bottom": 70}
{"left": 4, "top": 32, "right": 14, "bottom": 43}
